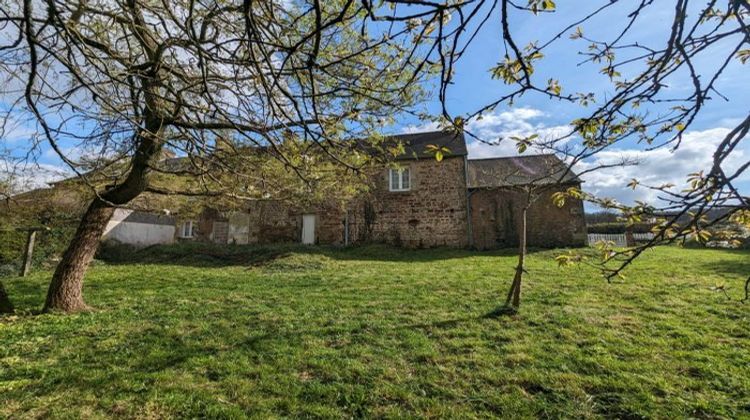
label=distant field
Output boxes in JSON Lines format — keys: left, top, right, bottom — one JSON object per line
{"left": 1, "top": 244, "right": 749, "bottom": 418}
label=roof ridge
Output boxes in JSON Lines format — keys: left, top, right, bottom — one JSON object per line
{"left": 386, "top": 129, "right": 463, "bottom": 137}
{"left": 466, "top": 153, "right": 581, "bottom": 188}
{"left": 467, "top": 153, "right": 558, "bottom": 162}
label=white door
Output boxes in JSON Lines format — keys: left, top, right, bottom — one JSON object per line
{"left": 301, "top": 214, "right": 316, "bottom": 245}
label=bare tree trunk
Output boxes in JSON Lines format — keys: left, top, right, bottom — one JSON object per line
{"left": 0, "top": 280, "right": 13, "bottom": 313}
{"left": 43, "top": 201, "right": 115, "bottom": 312}
{"left": 43, "top": 121, "right": 163, "bottom": 313}
{"left": 505, "top": 204, "right": 528, "bottom": 309}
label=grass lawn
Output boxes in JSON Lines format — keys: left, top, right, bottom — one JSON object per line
{"left": 1, "top": 244, "right": 749, "bottom": 418}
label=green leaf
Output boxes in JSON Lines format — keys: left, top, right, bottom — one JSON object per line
{"left": 528, "top": 0, "right": 556, "bottom": 14}
{"left": 547, "top": 78, "right": 561, "bottom": 95}
{"left": 551, "top": 192, "right": 566, "bottom": 208}
{"left": 736, "top": 49, "right": 750, "bottom": 64}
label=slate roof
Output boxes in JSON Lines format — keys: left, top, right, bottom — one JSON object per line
{"left": 381, "top": 130, "right": 468, "bottom": 160}
{"left": 467, "top": 154, "right": 581, "bottom": 188}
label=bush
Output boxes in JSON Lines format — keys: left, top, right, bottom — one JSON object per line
{"left": 0, "top": 263, "right": 18, "bottom": 278}
{"left": 587, "top": 222, "right": 656, "bottom": 234}
{"left": 0, "top": 213, "right": 77, "bottom": 271}
{"left": 95, "top": 242, "right": 141, "bottom": 262}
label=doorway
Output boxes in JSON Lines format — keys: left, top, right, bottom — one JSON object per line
{"left": 301, "top": 214, "right": 316, "bottom": 245}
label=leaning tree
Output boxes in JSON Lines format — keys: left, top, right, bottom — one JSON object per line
{"left": 0, "top": 0, "right": 435, "bottom": 312}
{"left": 1, "top": 0, "right": 748, "bottom": 313}
{"left": 0, "top": 166, "right": 21, "bottom": 313}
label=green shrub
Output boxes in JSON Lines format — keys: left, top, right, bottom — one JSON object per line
{"left": 587, "top": 222, "right": 656, "bottom": 234}
{"left": 0, "top": 212, "right": 77, "bottom": 271}
{"left": 95, "top": 242, "right": 141, "bottom": 262}
{"left": 0, "top": 263, "right": 18, "bottom": 278}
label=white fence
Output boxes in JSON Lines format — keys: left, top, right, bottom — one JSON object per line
{"left": 632, "top": 233, "right": 655, "bottom": 241}
{"left": 586, "top": 232, "right": 655, "bottom": 247}
{"left": 587, "top": 233, "right": 627, "bottom": 247}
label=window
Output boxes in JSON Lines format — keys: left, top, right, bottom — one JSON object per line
{"left": 179, "top": 221, "right": 195, "bottom": 238}
{"left": 389, "top": 167, "right": 411, "bottom": 191}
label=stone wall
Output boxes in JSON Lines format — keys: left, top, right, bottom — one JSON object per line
{"left": 469, "top": 183, "right": 586, "bottom": 250}
{"left": 197, "top": 157, "right": 470, "bottom": 248}
{"left": 190, "top": 157, "right": 587, "bottom": 250}
{"left": 249, "top": 201, "right": 299, "bottom": 244}
{"left": 345, "top": 157, "right": 469, "bottom": 248}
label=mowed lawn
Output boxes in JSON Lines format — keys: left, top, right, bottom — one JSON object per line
{"left": 1, "top": 245, "right": 749, "bottom": 419}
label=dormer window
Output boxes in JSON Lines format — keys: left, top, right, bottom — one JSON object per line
{"left": 389, "top": 167, "right": 411, "bottom": 192}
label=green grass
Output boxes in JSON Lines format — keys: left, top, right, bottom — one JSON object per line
{"left": 1, "top": 244, "right": 749, "bottom": 419}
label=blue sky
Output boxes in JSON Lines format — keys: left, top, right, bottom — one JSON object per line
{"left": 397, "top": 1, "right": 749, "bottom": 208}
{"left": 3, "top": 1, "right": 748, "bottom": 208}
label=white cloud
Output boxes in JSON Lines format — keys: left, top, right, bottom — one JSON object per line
{"left": 0, "top": 117, "right": 38, "bottom": 145}
{"left": 402, "top": 107, "right": 572, "bottom": 157}
{"left": 577, "top": 127, "right": 748, "bottom": 206}
{"left": 403, "top": 108, "right": 748, "bottom": 207}
{"left": 1, "top": 125, "right": 37, "bottom": 144}
{"left": 402, "top": 121, "right": 442, "bottom": 134}
{"left": 464, "top": 108, "right": 571, "bottom": 158}
{"left": 1, "top": 160, "right": 69, "bottom": 193}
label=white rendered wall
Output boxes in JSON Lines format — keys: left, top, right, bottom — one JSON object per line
{"left": 102, "top": 210, "right": 175, "bottom": 246}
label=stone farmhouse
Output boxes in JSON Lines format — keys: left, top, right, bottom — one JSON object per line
{"left": 102, "top": 130, "right": 587, "bottom": 249}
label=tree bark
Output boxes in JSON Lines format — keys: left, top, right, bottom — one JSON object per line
{"left": 505, "top": 203, "right": 528, "bottom": 309}
{"left": 43, "top": 120, "right": 164, "bottom": 312}
{"left": 0, "top": 280, "right": 13, "bottom": 313}
{"left": 35, "top": 0, "right": 167, "bottom": 313}
{"left": 42, "top": 200, "right": 115, "bottom": 312}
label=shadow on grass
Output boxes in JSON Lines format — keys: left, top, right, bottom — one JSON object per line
{"left": 482, "top": 306, "right": 518, "bottom": 318}
{"left": 2, "top": 240, "right": 539, "bottom": 316}
{"left": 695, "top": 253, "right": 750, "bottom": 279}
{"left": 1, "top": 301, "right": 509, "bottom": 401}
{"left": 0, "top": 276, "right": 48, "bottom": 315}
{"left": 95, "top": 242, "right": 557, "bottom": 268}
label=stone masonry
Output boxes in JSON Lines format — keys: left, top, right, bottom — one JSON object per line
{"left": 189, "top": 131, "right": 587, "bottom": 249}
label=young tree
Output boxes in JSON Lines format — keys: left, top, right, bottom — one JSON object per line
{"left": 2, "top": 0, "right": 747, "bottom": 313}
{"left": 406, "top": 0, "right": 748, "bottom": 290}
{"left": 0, "top": 173, "right": 14, "bottom": 313}
{"left": 469, "top": 153, "right": 614, "bottom": 310}
{"left": 503, "top": 184, "right": 533, "bottom": 310}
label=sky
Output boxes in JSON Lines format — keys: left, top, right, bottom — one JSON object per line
{"left": 394, "top": 1, "right": 749, "bottom": 210}
{"left": 2, "top": 0, "right": 748, "bottom": 210}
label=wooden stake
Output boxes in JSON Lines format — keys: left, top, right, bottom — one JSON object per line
{"left": 20, "top": 230, "right": 37, "bottom": 277}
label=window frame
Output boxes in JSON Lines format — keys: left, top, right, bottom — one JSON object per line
{"left": 389, "top": 167, "right": 411, "bottom": 192}
{"left": 179, "top": 220, "right": 195, "bottom": 238}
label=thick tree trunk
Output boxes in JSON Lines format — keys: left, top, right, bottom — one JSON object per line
{"left": 39, "top": 0, "right": 167, "bottom": 313}
{"left": 505, "top": 204, "right": 528, "bottom": 309}
{"left": 42, "top": 116, "right": 164, "bottom": 313}
{"left": 43, "top": 201, "right": 115, "bottom": 312}
{"left": 43, "top": 123, "right": 163, "bottom": 313}
{"left": 0, "top": 280, "right": 13, "bottom": 313}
